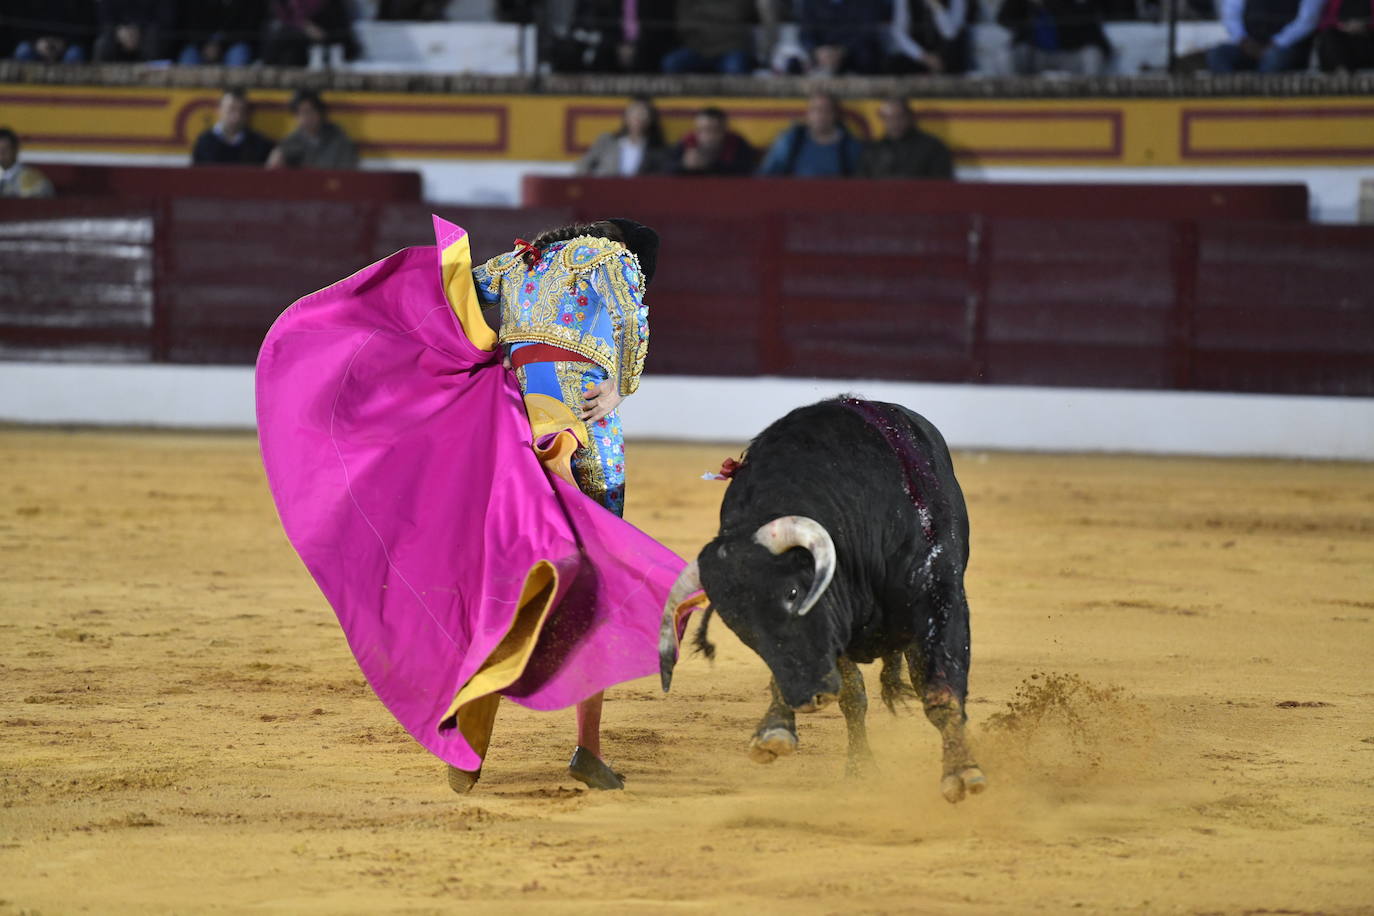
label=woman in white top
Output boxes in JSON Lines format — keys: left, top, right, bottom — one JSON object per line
{"left": 576, "top": 95, "right": 674, "bottom": 176}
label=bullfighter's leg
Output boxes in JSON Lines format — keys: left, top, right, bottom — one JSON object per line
{"left": 837, "top": 656, "right": 876, "bottom": 777}
{"left": 749, "top": 677, "right": 798, "bottom": 763}
{"left": 905, "top": 579, "right": 987, "bottom": 803}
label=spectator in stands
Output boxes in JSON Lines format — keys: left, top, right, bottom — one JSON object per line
{"left": 887, "top": 0, "right": 971, "bottom": 74}
{"left": 93, "top": 0, "right": 175, "bottom": 63}
{"left": 0, "top": 128, "right": 55, "bottom": 198}
{"left": 997, "top": 0, "right": 1113, "bottom": 75}
{"left": 797, "top": 0, "right": 890, "bottom": 74}
{"left": 674, "top": 107, "right": 758, "bottom": 176}
{"left": 661, "top": 0, "right": 757, "bottom": 74}
{"left": 177, "top": 0, "right": 267, "bottom": 66}
{"left": 1207, "top": 0, "right": 1322, "bottom": 70}
{"left": 261, "top": 0, "right": 358, "bottom": 67}
{"left": 859, "top": 96, "right": 955, "bottom": 179}
{"left": 191, "top": 89, "right": 274, "bottom": 166}
{"left": 576, "top": 95, "right": 674, "bottom": 176}
{"left": 545, "top": 0, "right": 676, "bottom": 73}
{"left": 8, "top": 0, "right": 95, "bottom": 63}
{"left": 267, "top": 89, "right": 358, "bottom": 169}
{"left": 1316, "top": 0, "right": 1374, "bottom": 70}
{"left": 758, "top": 91, "right": 864, "bottom": 177}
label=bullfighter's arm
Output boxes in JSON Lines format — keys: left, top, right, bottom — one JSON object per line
{"left": 594, "top": 251, "right": 649, "bottom": 396}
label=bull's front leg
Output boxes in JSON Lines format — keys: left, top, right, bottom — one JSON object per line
{"left": 906, "top": 580, "right": 987, "bottom": 803}
{"left": 749, "top": 676, "right": 798, "bottom": 763}
{"left": 837, "top": 656, "right": 876, "bottom": 778}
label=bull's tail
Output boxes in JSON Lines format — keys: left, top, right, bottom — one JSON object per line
{"left": 880, "top": 651, "right": 918, "bottom": 714}
{"left": 692, "top": 605, "right": 717, "bottom": 661}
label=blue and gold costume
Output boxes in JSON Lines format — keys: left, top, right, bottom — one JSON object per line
{"left": 474, "top": 235, "right": 649, "bottom": 516}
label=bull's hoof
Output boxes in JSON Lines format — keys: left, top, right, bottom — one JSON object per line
{"left": 749, "top": 726, "right": 798, "bottom": 764}
{"left": 844, "top": 752, "right": 878, "bottom": 780}
{"left": 939, "top": 766, "right": 988, "bottom": 804}
{"left": 447, "top": 764, "right": 480, "bottom": 795}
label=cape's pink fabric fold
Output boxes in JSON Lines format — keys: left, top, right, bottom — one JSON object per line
{"left": 256, "top": 220, "right": 687, "bottom": 771}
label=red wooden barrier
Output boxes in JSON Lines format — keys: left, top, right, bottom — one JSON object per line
{"left": 30, "top": 162, "right": 423, "bottom": 203}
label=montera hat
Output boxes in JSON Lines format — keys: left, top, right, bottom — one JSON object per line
{"left": 607, "top": 218, "right": 659, "bottom": 287}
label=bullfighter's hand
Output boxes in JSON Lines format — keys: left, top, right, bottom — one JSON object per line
{"left": 581, "top": 380, "right": 623, "bottom": 423}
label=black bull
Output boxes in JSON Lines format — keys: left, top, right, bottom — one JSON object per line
{"left": 659, "top": 398, "right": 987, "bottom": 803}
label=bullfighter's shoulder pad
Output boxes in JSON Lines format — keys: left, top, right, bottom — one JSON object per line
{"left": 559, "top": 235, "right": 631, "bottom": 276}
{"left": 481, "top": 250, "right": 524, "bottom": 278}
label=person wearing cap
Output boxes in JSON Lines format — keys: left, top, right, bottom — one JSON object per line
{"left": 467, "top": 218, "right": 658, "bottom": 791}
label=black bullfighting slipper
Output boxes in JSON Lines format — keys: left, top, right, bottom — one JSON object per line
{"left": 568, "top": 746, "right": 625, "bottom": 790}
{"left": 447, "top": 764, "right": 481, "bottom": 795}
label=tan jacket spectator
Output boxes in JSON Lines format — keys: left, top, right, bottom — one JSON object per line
{"left": 267, "top": 89, "right": 358, "bottom": 170}
{"left": 576, "top": 96, "right": 674, "bottom": 176}
{"left": 0, "top": 129, "right": 55, "bottom": 199}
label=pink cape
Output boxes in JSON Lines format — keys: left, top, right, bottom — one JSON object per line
{"left": 256, "top": 217, "right": 689, "bottom": 772}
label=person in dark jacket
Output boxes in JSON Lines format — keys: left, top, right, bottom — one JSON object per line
{"left": 1315, "top": 0, "right": 1374, "bottom": 70}
{"left": 859, "top": 96, "right": 955, "bottom": 180}
{"left": 797, "top": 0, "right": 890, "bottom": 74}
{"left": 887, "top": 0, "right": 972, "bottom": 74}
{"left": 191, "top": 89, "right": 274, "bottom": 166}
{"left": 177, "top": 0, "right": 267, "bottom": 66}
{"left": 93, "top": 0, "right": 175, "bottom": 62}
{"left": 997, "top": 0, "right": 1113, "bottom": 74}
{"left": 1207, "top": 0, "right": 1324, "bottom": 69}
{"left": 260, "top": 0, "right": 358, "bottom": 67}
{"left": 674, "top": 107, "right": 758, "bottom": 176}
{"left": 8, "top": 0, "right": 95, "bottom": 62}
{"left": 662, "top": 0, "right": 757, "bottom": 74}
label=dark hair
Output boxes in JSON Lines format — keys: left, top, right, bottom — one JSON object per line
{"left": 697, "top": 106, "right": 728, "bottom": 123}
{"left": 519, "top": 221, "right": 627, "bottom": 269}
{"left": 0, "top": 127, "right": 17, "bottom": 149}
{"left": 222, "top": 87, "right": 249, "bottom": 104}
{"left": 290, "top": 89, "right": 326, "bottom": 116}
{"left": 616, "top": 94, "right": 665, "bottom": 149}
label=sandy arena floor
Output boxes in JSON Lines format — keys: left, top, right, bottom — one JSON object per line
{"left": 1, "top": 427, "right": 1372, "bottom": 915}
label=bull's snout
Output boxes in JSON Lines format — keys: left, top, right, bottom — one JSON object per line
{"left": 796, "top": 691, "right": 839, "bottom": 713}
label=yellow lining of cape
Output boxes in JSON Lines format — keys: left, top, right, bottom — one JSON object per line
{"left": 439, "top": 227, "right": 497, "bottom": 353}
{"left": 439, "top": 559, "right": 560, "bottom": 733}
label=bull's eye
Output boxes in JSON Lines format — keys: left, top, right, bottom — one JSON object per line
{"left": 786, "top": 586, "right": 799, "bottom": 603}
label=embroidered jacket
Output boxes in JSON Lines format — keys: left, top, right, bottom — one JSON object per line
{"left": 474, "top": 235, "right": 649, "bottom": 396}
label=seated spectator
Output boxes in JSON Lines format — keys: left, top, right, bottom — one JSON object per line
{"left": 267, "top": 89, "right": 358, "bottom": 169}
{"left": 758, "top": 92, "right": 864, "bottom": 178}
{"left": 674, "top": 107, "right": 758, "bottom": 176}
{"left": 93, "top": 0, "right": 175, "bottom": 63}
{"left": 888, "top": 0, "right": 972, "bottom": 74}
{"left": 859, "top": 96, "right": 955, "bottom": 179}
{"left": 191, "top": 89, "right": 274, "bottom": 166}
{"left": 1207, "top": 0, "right": 1322, "bottom": 69}
{"left": 1316, "top": 0, "right": 1374, "bottom": 70}
{"left": 545, "top": 0, "right": 676, "bottom": 73}
{"left": 662, "top": 0, "right": 757, "bottom": 74}
{"left": 9, "top": 0, "right": 94, "bottom": 63}
{"left": 177, "top": 0, "right": 267, "bottom": 66}
{"left": 997, "top": 0, "right": 1113, "bottom": 75}
{"left": 261, "top": 0, "right": 358, "bottom": 67}
{"left": 797, "top": 0, "right": 889, "bottom": 74}
{"left": 0, "top": 128, "right": 55, "bottom": 198}
{"left": 576, "top": 95, "right": 674, "bottom": 176}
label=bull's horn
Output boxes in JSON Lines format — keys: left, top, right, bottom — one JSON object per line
{"left": 752, "top": 516, "right": 836, "bottom": 617}
{"left": 658, "top": 561, "right": 702, "bottom": 692}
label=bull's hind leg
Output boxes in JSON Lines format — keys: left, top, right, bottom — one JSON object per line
{"left": 837, "top": 656, "right": 877, "bottom": 778}
{"left": 905, "top": 642, "right": 987, "bottom": 802}
{"left": 749, "top": 677, "right": 798, "bottom": 763}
